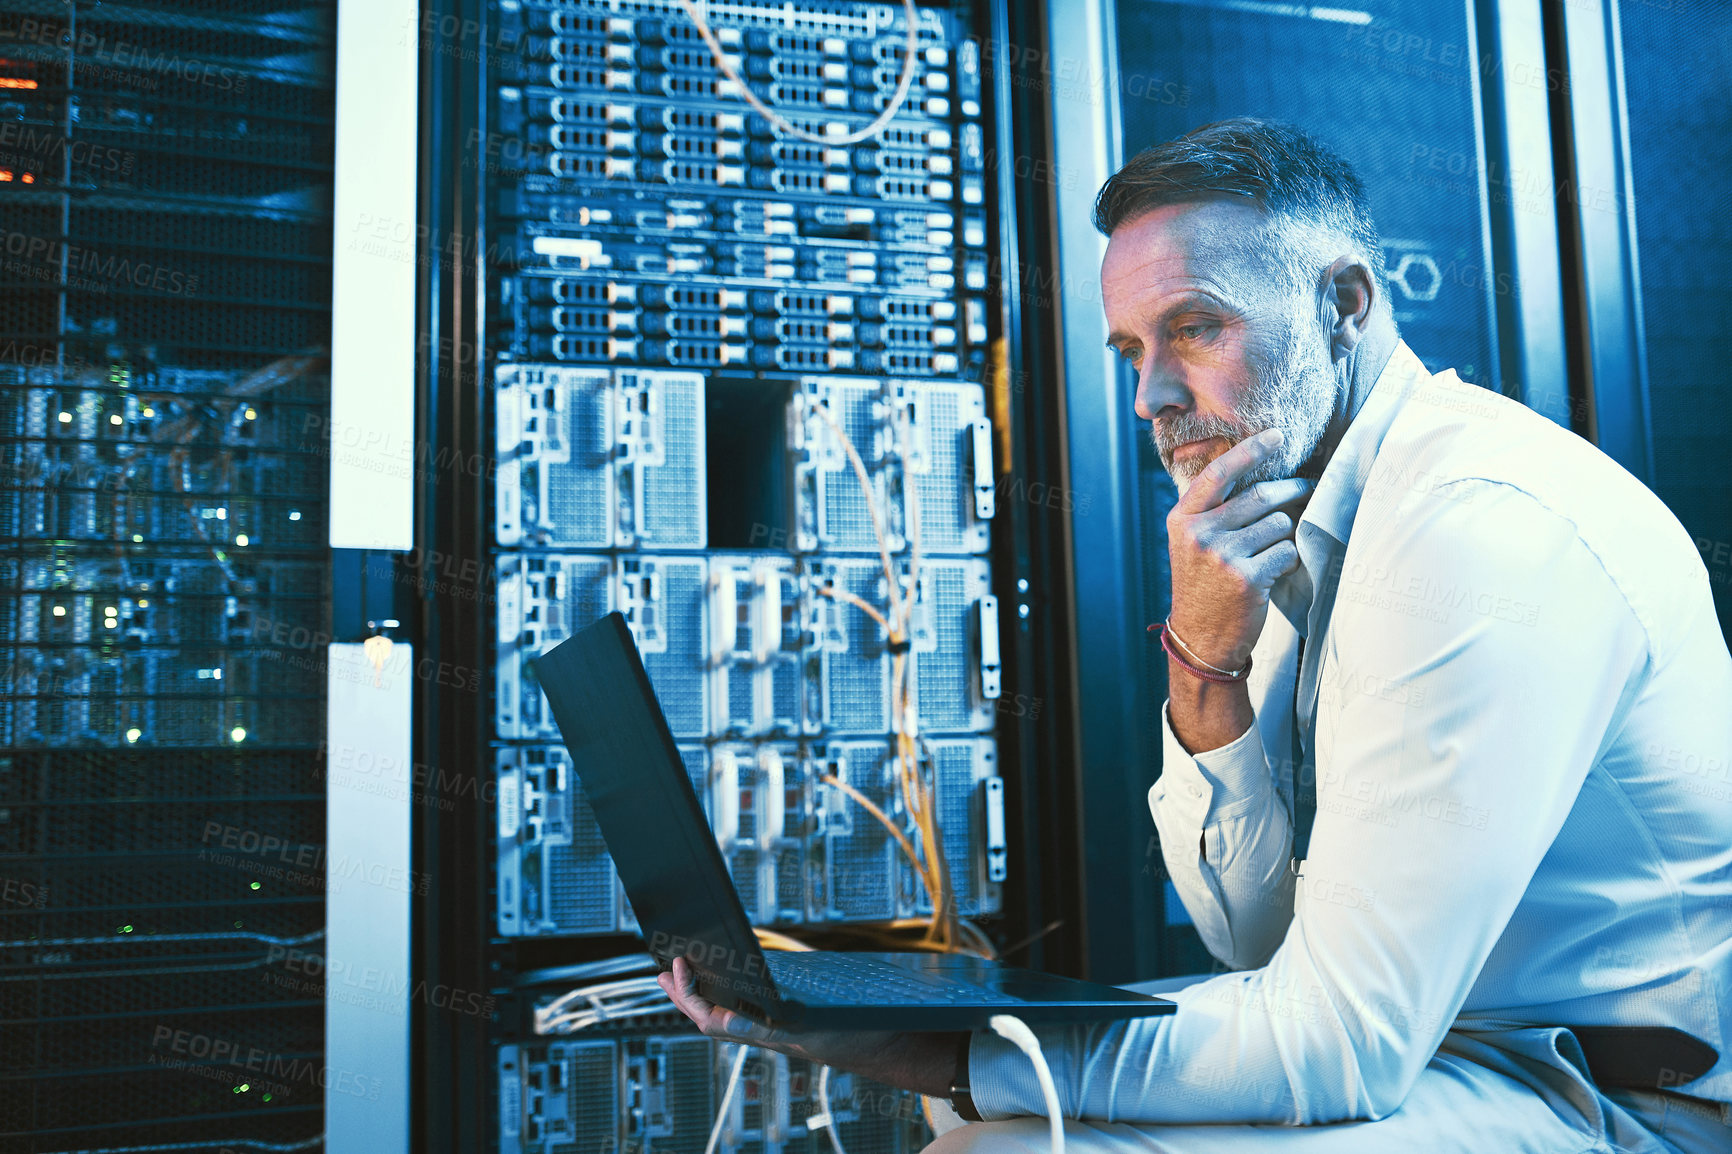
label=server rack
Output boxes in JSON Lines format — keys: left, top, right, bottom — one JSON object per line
{"left": 0, "top": 3, "right": 336, "bottom": 1150}
{"left": 410, "top": 0, "right": 1084, "bottom": 1149}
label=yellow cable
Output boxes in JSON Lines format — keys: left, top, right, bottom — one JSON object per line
{"left": 903, "top": 431, "right": 924, "bottom": 640}
{"left": 814, "top": 392, "right": 990, "bottom": 958}
{"left": 671, "top": 0, "right": 921, "bottom": 148}
{"left": 820, "top": 773, "right": 933, "bottom": 902}
{"left": 754, "top": 927, "right": 817, "bottom": 952}
{"left": 810, "top": 401, "right": 903, "bottom": 628}
{"left": 814, "top": 583, "right": 889, "bottom": 635}
{"left": 895, "top": 414, "right": 950, "bottom": 945}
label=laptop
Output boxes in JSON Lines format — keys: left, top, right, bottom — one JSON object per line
{"left": 530, "top": 611, "right": 1175, "bottom": 1031}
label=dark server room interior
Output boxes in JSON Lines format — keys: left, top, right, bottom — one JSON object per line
{"left": 1, "top": 1, "right": 1729, "bottom": 1152}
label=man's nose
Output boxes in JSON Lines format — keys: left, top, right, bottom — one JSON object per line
{"left": 1133, "top": 360, "right": 1187, "bottom": 423}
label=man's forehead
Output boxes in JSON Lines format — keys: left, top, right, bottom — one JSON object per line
{"left": 1100, "top": 199, "right": 1270, "bottom": 293}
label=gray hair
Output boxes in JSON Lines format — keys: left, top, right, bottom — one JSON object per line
{"left": 1094, "top": 117, "right": 1389, "bottom": 306}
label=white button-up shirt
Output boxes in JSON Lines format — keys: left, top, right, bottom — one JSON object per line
{"left": 969, "top": 340, "right": 1732, "bottom": 1122}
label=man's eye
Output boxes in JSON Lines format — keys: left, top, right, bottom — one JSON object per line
{"left": 1176, "top": 324, "right": 1207, "bottom": 341}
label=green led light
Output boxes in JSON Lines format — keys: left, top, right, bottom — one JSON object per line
{"left": 119, "top": 925, "right": 132, "bottom": 933}
{"left": 234, "top": 920, "right": 244, "bottom": 928}
{"left": 235, "top": 1082, "right": 250, "bottom": 1093}
{"left": 262, "top": 1093, "right": 273, "bottom": 1102}
{"left": 249, "top": 881, "right": 261, "bottom": 890}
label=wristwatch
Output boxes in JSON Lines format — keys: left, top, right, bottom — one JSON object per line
{"left": 949, "top": 1031, "right": 982, "bottom": 1122}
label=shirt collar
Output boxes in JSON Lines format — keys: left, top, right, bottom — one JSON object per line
{"left": 1298, "top": 337, "right": 1433, "bottom": 550}
{"left": 1268, "top": 339, "right": 1435, "bottom": 639}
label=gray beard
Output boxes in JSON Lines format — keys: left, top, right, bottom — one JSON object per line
{"left": 1152, "top": 319, "right": 1341, "bottom": 499}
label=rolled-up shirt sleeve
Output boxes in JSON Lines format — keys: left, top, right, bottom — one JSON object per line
{"left": 1149, "top": 701, "right": 1297, "bottom": 969}
{"left": 968, "top": 480, "right": 1651, "bottom": 1125}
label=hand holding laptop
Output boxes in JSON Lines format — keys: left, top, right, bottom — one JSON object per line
{"left": 536, "top": 613, "right": 1171, "bottom": 1105}
{"left": 658, "top": 955, "right": 963, "bottom": 1097}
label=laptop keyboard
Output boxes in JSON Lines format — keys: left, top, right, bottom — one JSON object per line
{"left": 767, "top": 952, "right": 1012, "bottom": 1005}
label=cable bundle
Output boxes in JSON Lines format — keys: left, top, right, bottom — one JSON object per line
{"left": 805, "top": 399, "right": 992, "bottom": 957}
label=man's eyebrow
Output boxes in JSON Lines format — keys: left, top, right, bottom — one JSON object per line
{"left": 1104, "top": 292, "right": 1232, "bottom": 350}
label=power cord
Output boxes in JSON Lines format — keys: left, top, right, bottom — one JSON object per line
{"left": 989, "top": 1014, "right": 1064, "bottom": 1154}
{"left": 797, "top": 1019, "right": 1064, "bottom": 1152}
{"left": 672, "top": 0, "right": 922, "bottom": 146}
{"left": 807, "top": 1063, "right": 849, "bottom": 1154}
{"left": 705, "top": 1043, "right": 753, "bottom": 1154}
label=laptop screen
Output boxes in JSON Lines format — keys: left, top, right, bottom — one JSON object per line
{"left": 530, "top": 613, "right": 779, "bottom": 1010}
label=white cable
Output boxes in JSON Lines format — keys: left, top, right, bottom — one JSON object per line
{"left": 706, "top": 1043, "right": 752, "bottom": 1154}
{"left": 538, "top": 998, "right": 676, "bottom": 1035}
{"left": 672, "top": 0, "right": 922, "bottom": 146}
{"left": 534, "top": 974, "right": 678, "bottom": 1034}
{"left": 536, "top": 975, "right": 664, "bottom": 1022}
{"left": 806, "top": 1064, "right": 848, "bottom": 1153}
{"left": 989, "top": 1015, "right": 1065, "bottom": 1154}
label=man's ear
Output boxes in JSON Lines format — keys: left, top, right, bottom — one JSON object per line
{"left": 1321, "top": 255, "right": 1377, "bottom": 362}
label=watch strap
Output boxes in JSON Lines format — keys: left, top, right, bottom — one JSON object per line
{"left": 948, "top": 1031, "right": 982, "bottom": 1122}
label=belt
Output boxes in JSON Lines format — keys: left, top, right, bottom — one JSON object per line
{"left": 1568, "top": 1025, "right": 1718, "bottom": 1092}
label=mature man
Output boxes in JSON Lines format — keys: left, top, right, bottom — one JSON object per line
{"left": 662, "top": 118, "right": 1732, "bottom": 1151}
